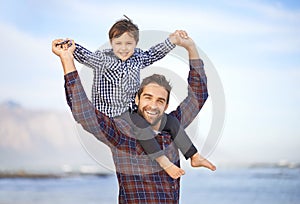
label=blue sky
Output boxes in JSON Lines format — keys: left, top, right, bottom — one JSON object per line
{"left": 0, "top": 0, "right": 299, "bottom": 166}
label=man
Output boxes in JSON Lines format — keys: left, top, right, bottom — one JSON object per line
{"left": 52, "top": 33, "right": 214, "bottom": 203}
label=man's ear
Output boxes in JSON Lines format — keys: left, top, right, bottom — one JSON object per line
{"left": 164, "top": 104, "right": 169, "bottom": 111}
{"left": 135, "top": 95, "right": 139, "bottom": 106}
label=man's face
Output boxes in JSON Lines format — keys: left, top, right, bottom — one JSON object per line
{"left": 111, "top": 32, "right": 137, "bottom": 61}
{"left": 135, "top": 83, "right": 169, "bottom": 130}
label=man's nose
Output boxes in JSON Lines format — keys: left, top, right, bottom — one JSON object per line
{"left": 148, "top": 100, "right": 158, "bottom": 109}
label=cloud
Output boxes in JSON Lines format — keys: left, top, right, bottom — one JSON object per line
{"left": 228, "top": 0, "right": 300, "bottom": 20}
{"left": 0, "top": 21, "right": 66, "bottom": 109}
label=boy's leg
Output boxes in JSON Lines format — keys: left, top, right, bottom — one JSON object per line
{"left": 160, "top": 114, "right": 216, "bottom": 171}
{"left": 116, "top": 111, "right": 186, "bottom": 178}
{"left": 160, "top": 114, "right": 198, "bottom": 160}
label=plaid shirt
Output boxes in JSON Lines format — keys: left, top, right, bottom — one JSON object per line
{"left": 73, "top": 38, "right": 176, "bottom": 117}
{"left": 64, "top": 59, "right": 208, "bottom": 204}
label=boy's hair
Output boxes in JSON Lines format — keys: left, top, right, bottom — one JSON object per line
{"left": 109, "top": 15, "right": 139, "bottom": 43}
{"left": 137, "top": 74, "right": 172, "bottom": 104}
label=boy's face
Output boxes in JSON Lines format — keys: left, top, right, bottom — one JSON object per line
{"left": 111, "top": 32, "right": 137, "bottom": 61}
{"left": 135, "top": 83, "right": 169, "bottom": 131}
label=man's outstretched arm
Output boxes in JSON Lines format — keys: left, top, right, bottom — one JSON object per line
{"left": 169, "top": 35, "right": 208, "bottom": 128}
{"left": 52, "top": 39, "right": 122, "bottom": 147}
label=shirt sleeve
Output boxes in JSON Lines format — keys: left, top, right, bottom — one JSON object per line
{"left": 169, "top": 59, "right": 208, "bottom": 128}
{"left": 140, "top": 38, "right": 176, "bottom": 68}
{"left": 73, "top": 43, "right": 107, "bottom": 70}
{"left": 64, "top": 71, "right": 123, "bottom": 147}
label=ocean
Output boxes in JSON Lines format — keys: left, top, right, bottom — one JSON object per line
{"left": 0, "top": 167, "right": 299, "bottom": 204}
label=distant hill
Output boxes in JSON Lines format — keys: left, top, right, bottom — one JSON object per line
{"left": 0, "top": 100, "right": 106, "bottom": 173}
{"left": 0, "top": 100, "right": 76, "bottom": 150}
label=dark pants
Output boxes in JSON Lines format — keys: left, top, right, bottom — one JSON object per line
{"left": 119, "top": 111, "right": 197, "bottom": 160}
{"left": 159, "top": 113, "right": 198, "bottom": 160}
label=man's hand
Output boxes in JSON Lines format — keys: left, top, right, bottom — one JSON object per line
{"left": 52, "top": 39, "right": 75, "bottom": 59}
{"left": 169, "top": 31, "right": 199, "bottom": 59}
{"left": 169, "top": 30, "right": 188, "bottom": 46}
{"left": 52, "top": 39, "right": 77, "bottom": 74}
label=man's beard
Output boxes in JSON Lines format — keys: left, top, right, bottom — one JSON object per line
{"left": 137, "top": 108, "right": 163, "bottom": 127}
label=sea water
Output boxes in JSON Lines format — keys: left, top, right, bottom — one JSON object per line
{"left": 0, "top": 167, "right": 299, "bottom": 204}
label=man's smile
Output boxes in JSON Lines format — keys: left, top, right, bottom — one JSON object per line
{"left": 145, "top": 110, "right": 159, "bottom": 116}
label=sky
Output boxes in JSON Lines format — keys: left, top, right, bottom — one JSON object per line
{"left": 0, "top": 0, "right": 299, "bottom": 167}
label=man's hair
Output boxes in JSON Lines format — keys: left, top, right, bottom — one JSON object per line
{"left": 109, "top": 15, "right": 139, "bottom": 43}
{"left": 137, "top": 74, "right": 172, "bottom": 104}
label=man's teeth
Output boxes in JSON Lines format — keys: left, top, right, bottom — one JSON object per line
{"left": 146, "top": 111, "right": 157, "bottom": 115}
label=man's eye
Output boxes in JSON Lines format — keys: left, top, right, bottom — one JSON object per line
{"left": 158, "top": 100, "right": 164, "bottom": 104}
{"left": 144, "top": 96, "right": 152, "bottom": 100}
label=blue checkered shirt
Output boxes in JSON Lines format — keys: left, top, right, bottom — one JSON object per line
{"left": 64, "top": 59, "right": 208, "bottom": 203}
{"left": 73, "top": 38, "right": 176, "bottom": 117}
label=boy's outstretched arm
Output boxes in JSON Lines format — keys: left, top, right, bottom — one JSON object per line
{"left": 72, "top": 41, "right": 108, "bottom": 70}
{"left": 140, "top": 34, "right": 176, "bottom": 67}
{"left": 141, "top": 29, "right": 193, "bottom": 68}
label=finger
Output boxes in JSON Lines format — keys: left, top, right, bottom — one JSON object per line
{"left": 179, "top": 30, "right": 188, "bottom": 39}
{"left": 52, "top": 39, "right": 64, "bottom": 50}
{"left": 182, "top": 31, "right": 188, "bottom": 38}
{"left": 56, "top": 39, "right": 71, "bottom": 46}
{"left": 52, "top": 39, "right": 64, "bottom": 54}
{"left": 70, "top": 40, "right": 75, "bottom": 49}
{"left": 174, "top": 30, "right": 181, "bottom": 35}
{"left": 62, "top": 43, "right": 68, "bottom": 49}
{"left": 52, "top": 39, "right": 63, "bottom": 47}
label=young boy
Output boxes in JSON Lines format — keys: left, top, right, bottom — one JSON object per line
{"left": 60, "top": 16, "right": 215, "bottom": 178}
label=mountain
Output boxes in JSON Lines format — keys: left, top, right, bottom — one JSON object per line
{"left": 0, "top": 100, "right": 104, "bottom": 173}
